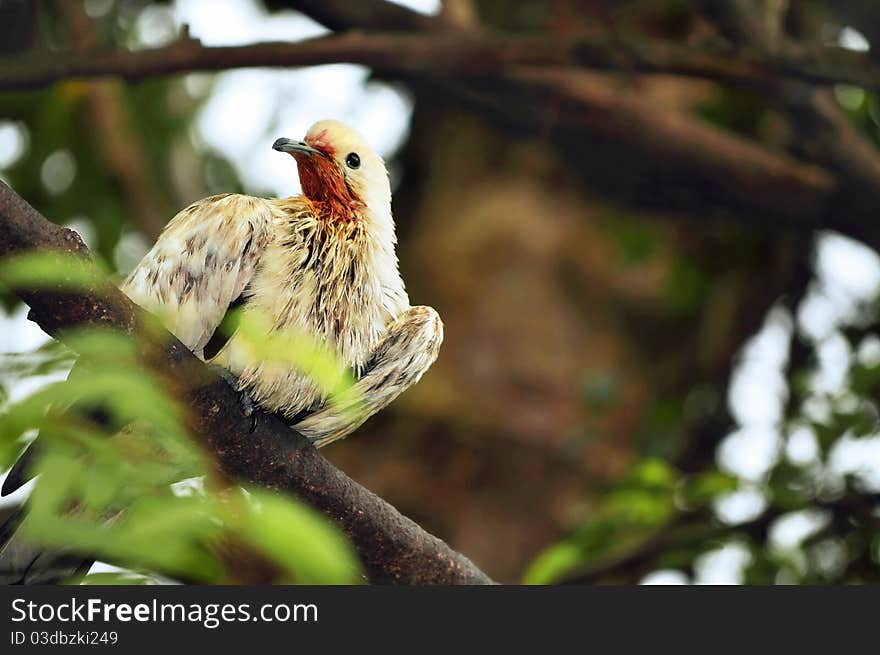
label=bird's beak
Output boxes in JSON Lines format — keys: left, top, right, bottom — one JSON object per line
{"left": 272, "top": 137, "right": 324, "bottom": 158}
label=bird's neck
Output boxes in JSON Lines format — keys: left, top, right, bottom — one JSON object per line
{"left": 265, "top": 196, "right": 409, "bottom": 365}
{"left": 298, "top": 161, "right": 364, "bottom": 225}
{"left": 273, "top": 195, "right": 399, "bottom": 270}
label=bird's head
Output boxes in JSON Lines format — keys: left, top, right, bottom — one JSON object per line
{"left": 273, "top": 120, "right": 391, "bottom": 225}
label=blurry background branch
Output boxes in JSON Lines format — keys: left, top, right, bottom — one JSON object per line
{"left": 1, "top": 29, "right": 880, "bottom": 93}
{"left": 1, "top": 5, "right": 879, "bottom": 248}
{"left": 693, "top": 0, "right": 880, "bottom": 251}
{"left": 0, "top": 180, "right": 494, "bottom": 585}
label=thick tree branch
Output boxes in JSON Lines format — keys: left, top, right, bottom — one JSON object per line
{"left": 0, "top": 181, "right": 494, "bottom": 585}
{"left": 0, "top": 30, "right": 877, "bottom": 94}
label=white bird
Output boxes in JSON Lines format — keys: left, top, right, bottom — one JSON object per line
{"left": 122, "top": 119, "right": 443, "bottom": 446}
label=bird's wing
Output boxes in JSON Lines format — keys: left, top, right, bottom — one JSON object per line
{"left": 121, "top": 193, "right": 279, "bottom": 356}
{"left": 0, "top": 195, "right": 279, "bottom": 499}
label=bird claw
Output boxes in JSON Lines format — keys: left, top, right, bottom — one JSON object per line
{"left": 240, "top": 391, "right": 258, "bottom": 433}
{"left": 209, "top": 365, "right": 258, "bottom": 432}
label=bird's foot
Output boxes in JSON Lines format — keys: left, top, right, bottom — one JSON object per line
{"left": 209, "top": 365, "right": 258, "bottom": 432}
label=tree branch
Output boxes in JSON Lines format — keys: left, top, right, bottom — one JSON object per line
{"left": 0, "top": 180, "right": 495, "bottom": 585}
{"left": 0, "top": 30, "right": 877, "bottom": 94}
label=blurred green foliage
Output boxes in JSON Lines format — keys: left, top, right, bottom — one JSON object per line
{"left": 526, "top": 321, "right": 880, "bottom": 584}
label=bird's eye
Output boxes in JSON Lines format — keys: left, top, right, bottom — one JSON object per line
{"left": 345, "top": 152, "right": 360, "bottom": 169}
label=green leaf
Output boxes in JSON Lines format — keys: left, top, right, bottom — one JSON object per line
{"left": 522, "top": 541, "right": 583, "bottom": 585}
{"left": 80, "top": 571, "right": 154, "bottom": 585}
{"left": 632, "top": 458, "right": 677, "bottom": 490}
{"left": 229, "top": 489, "right": 362, "bottom": 585}
{"left": 0, "top": 250, "right": 104, "bottom": 293}
{"left": 682, "top": 470, "right": 738, "bottom": 506}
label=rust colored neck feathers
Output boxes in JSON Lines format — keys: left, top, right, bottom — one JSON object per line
{"left": 295, "top": 153, "right": 363, "bottom": 224}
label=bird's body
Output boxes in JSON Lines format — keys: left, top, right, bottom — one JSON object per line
{"left": 122, "top": 120, "right": 442, "bottom": 446}
{"left": 1, "top": 119, "right": 441, "bottom": 582}
{"left": 209, "top": 194, "right": 406, "bottom": 412}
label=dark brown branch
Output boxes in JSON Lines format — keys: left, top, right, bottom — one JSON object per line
{"left": 0, "top": 181, "right": 494, "bottom": 585}
{"left": 0, "top": 30, "right": 878, "bottom": 93}
{"left": 274, "top": 0, "right": 439, "bottom": 32}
